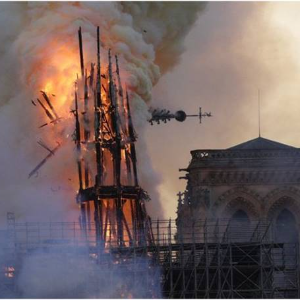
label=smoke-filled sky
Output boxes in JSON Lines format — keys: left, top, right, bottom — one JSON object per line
{"left": 0, "top": 1, "right": 204, "bottom": 224}
{"left": 2, "top": 2, "right": 300, "bottom": 223}
{"left": 146, "top": 1, "right": 300, "bottom": 219}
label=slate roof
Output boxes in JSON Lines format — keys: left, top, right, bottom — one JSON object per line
{"left": 228, "top": 137, "right": 296, "bottom": 150}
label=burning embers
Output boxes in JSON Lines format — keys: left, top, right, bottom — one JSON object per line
{"left": 4, "top": 266, "right": 14, "bottom": 278}
{"left": 29, "top": 26, "right": 153, "bottom": 249}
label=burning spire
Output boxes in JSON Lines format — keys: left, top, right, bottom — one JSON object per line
{"left": 28, "top": 25, "right": 153, "bottom": 248}
{"left": 74, "top": 26, "right": 153, "bottom": 248}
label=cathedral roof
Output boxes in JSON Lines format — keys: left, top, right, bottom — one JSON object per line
{"left": 228, "top": 137, "right": 296, "bottom": 150}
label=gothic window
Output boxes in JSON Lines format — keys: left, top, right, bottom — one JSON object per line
{"left": 275, "top": 209, "right": 298, "bottom": 243}
{"left": 229, "top": 209, "right": 250, "bottom": 241}
{"left": 231, "top": 209, "right": 250, "bottom": 222}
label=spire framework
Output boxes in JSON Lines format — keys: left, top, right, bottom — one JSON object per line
{"left": 74, "top": 26, "right": 153, "bottom": 248}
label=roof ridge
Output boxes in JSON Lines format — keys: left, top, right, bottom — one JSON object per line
{"left": 228, "top": 137, "right": 295, "bottom": 150}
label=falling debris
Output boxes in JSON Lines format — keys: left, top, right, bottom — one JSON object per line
{"left": 35, "top": 92, "right": 62, "bottom": 128}
{"left": 28, "top": 142, "right": 61, "bottom": 178}
{"left": 37, "top": 140, "right": 55, "bottom": 155}
{"left": 40, "top": 91, "right": 60, "bottom": 120}
{"left": 36, "top": 98, "right": 55, "bottom": 121}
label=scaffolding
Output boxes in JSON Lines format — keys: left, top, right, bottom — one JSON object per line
{"left": 0, "top": 215, "right": 299, "bottom": 298}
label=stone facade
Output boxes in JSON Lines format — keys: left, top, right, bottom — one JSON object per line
{"left": 177, "top": 137, "right": 300, "bottom": 242}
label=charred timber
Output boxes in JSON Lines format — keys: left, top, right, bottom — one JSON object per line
{"left": 28, "top": 142, "right": 61, "bottom": 178}
{"left": 108, "top": 49, "right": 122, "bottom": 187}
{"left": 76, "top": 186, "right": 150, "bottom": 203}
{"left": 78, "top": 27, "right": 85, "bottom": 78}
{"left": 83, "top": 70, "right": 90, "bottom": 189}
{"left": 74, "top": 84, "right": 83, "bottom": 191}
{"left": 40, "top": 91, "right": 59, "bottom": 120}
{"left": 125, "top": 91, "right": 138, "bottom": 186}
{"left": 94, "top": 26, "right": 103, "bottom": 186}
{"left": 108, "top": 49, "right": 124, "bottom": 245}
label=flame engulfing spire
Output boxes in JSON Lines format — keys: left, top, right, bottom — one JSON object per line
{"left": 75, "top": 27, "right": 153, "bottom": 248}
{"left": 0, "top": 2, "right": 205, "bottom": 223}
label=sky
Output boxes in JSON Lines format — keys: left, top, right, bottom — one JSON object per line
{"left": 145, "top": 2, "right": 300, "bottom": 219}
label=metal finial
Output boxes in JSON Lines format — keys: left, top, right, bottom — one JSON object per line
{"left": 258, "top": 89, "right": 261, "bottom": 138}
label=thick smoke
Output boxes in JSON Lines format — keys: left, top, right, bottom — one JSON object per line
{"left": 146, "top": 2, "right": 300, "bottom": 218}
{"left": 16, "top": 246, "right": 161, "bottom": 298}
{"left": 0, "top": 2, "right": 205, "bottom": 223}
{"left": 0, "top": 229, "right": 161, "bottom": 298}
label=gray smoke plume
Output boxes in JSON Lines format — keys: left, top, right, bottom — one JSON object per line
{"left": 0, "top": 3, "right": 206, "bottom": 298}
{"left": 16, "top": 245, "right": 161, "bottom": 298}
{"left": 0, "top": 2, "right": 205, "bottom": 223}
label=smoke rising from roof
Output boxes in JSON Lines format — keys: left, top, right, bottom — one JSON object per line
{"left": 0, "top": 2, "right": 205, "bottom": 223}
{"left": 148, "top": 2, "right": 300, "bottom": 218}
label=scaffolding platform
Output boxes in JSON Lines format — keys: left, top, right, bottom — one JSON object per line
{"left": 0, "top": 216, "right": 299, "bottom": 298}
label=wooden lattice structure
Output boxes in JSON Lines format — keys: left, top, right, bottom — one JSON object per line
{"left": 74, "top": 27, "right": 153, "bottom": 248}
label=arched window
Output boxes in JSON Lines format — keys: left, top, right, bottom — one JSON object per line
{"left": 231, "top": 209, "right": 250, "bottom": 222}
{"left": 275, "top": 209, "right": 298, "bottom": 243}
{"left": 229, "top": 209, "right": 250, "bottom": 242}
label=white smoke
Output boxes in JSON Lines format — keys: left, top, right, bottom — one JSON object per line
{"left": 16, "top": 246, "right": 161, "bottom": 298}
{"left": 0, "top": 2, "right": 205, "bottom": 222}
